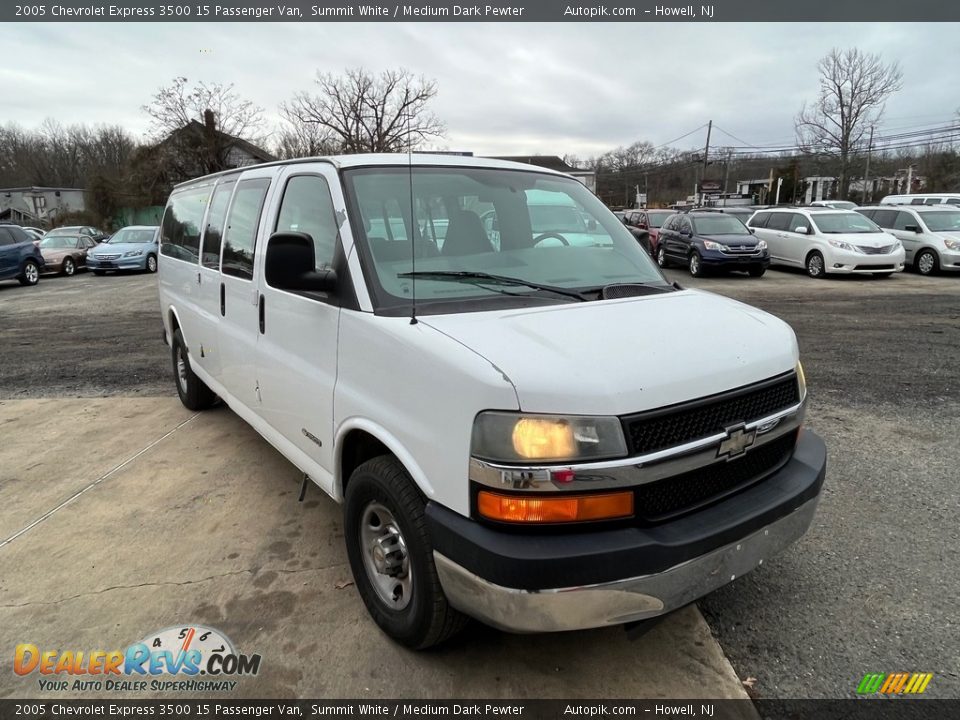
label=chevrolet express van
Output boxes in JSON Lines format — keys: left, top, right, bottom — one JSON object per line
{"left": 158, "top": 155, "right": 827, "bottom": 648}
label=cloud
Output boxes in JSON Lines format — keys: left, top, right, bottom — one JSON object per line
{"left": 3, "top": 22, "right": 958, "bottom": 157}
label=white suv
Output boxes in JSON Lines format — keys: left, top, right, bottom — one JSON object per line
{"left": 856, "top": 205, "right": 960, "bottom": 276}
{"left": 748, "top": 207, "right": 905, "bottom": 278}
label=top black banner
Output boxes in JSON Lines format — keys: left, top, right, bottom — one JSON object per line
{"left": 2, "top": 0, "right": 958, "bottom": 22}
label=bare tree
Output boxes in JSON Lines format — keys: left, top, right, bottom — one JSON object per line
{"left": 281, "top": 68, "right": 445, "bottom": 154}
{"left": 142, "top": 77, "right": 266, "bottom": 175}
{"left": 274, "top": 111, "right": 343, "bottom": 159}
{"left": 795, "top": 48, "right": 902, "bottom": 199}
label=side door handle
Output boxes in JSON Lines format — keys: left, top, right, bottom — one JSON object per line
{"left": 220, "top": 282, "right": 225, "bottom": 317}
{"left": 258, "top": 294, "right": 265, "bottom": 334}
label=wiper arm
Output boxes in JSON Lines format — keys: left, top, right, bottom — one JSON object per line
{"left": 398, "top": 271, "right": 588, "bottom": 301}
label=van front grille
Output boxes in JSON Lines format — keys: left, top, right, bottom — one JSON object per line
{"left": 621, "top": 374, "right": 800, "bottom": 456}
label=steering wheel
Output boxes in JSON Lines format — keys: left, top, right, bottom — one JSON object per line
{"left": 533, "top": 232, "right": 570, "bottom": 246}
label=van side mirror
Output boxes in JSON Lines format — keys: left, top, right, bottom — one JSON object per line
{"left": 795, "top": 225, "right": 809, "bottom": 234}
{"left": 904, "top": 224, "right": 921, "bottom": 233}
{"left": 265, "top": 232, "right": 337, "bottom": 293}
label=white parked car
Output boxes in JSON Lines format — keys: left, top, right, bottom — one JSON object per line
{"left": 158, "top": 154, "right": 826, "bottom": 648}
{"left": 747, "top": 207, "right": 905, "bottom": 278}
{"left": 857, "top": 205, "right": 960, "bottom": 276}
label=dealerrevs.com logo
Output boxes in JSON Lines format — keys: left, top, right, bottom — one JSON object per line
{"left": 14, "top": 625, "right": 261, "bottom": 692}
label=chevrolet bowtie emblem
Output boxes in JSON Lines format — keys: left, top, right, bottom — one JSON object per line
{"left": 717, "top": 424, "right": 756, "bottom": 459}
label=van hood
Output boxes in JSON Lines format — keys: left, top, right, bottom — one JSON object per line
{"left": 827, "top": 231, "right": 896, "bottom": 248}
{"left": 421, "top": 289, "right": 798, "bottom": 416}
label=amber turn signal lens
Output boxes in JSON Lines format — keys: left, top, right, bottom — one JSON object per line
{"left": 477, "top": 490, "right": 634, "bottom": 523}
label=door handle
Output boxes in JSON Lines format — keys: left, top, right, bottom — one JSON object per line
{"left": 258, "top": 294, "right": 265, "bottom": 334}
{"left": 220, "top": 282, "right": 225, "bottom": 317}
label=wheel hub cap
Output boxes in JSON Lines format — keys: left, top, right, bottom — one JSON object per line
{"left": 919, "top": 254, "right": 933, "bottom": 273}
{"left": 359, "top": 502, "right": 412, "bottom": 610}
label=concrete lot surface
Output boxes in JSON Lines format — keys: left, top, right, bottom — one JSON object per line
{"left": 0, "top": 397, "right": 747, "bottom": 700}
{"left": 2, "top": 266, "right": 958, "bottom": 701}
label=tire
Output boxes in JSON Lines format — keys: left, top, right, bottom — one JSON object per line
{"left": 146, "top": 254, "right": 158, "bottom": 273}
{"left": 656, "top": 245, "right": 669, "bottom": 268}
{"left": 171, "top": 328, "right": 216, "bottom": 411}
{"left": 914, "top": 249, "right": 939, "bottom": 276}
{"left": 344, "top": 456, "right": 467, "bottom": 649}
{"left": 806, "top": 251, "right": 826, "bottom": 279}
{"left": 18, "top": 260, "right": 40, "bottom": 286}
{"left": 688, "top": 251, "right": 705, "bottom": 277}
{"left": 92, "top": 270, "right": 106, "bottom": 276}
{"left": 748, "top": 266, "right": 766, "bottom": 278}
{"left": 63, "top": 257, "right": 75, "bottom": 276}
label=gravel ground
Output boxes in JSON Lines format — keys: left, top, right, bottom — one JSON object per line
{"left": 1, "top": 264, "right": 958, "bottom": 699}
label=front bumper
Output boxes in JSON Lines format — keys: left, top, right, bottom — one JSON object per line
{"left": 825, "top": 248, "right": 905, "bottom": 274}
{"left": 429, "top": 430, "right": 826, "bottom": 633}
{"left": 701, "top": 250, "right": 770, "bottom": 269}
{"left": 88, "top": 255, "right": 146, "bottom": 270}
{"left": 937, "top": 249, "right": 960, "bottom": 272}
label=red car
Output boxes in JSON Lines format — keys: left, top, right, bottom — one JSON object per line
{"left": 625, "top": 209, "right": 674, "bottom": 254}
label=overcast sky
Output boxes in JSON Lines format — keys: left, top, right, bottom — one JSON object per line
{"left": 3, "top": 22, "right": 959, "bottom": 157}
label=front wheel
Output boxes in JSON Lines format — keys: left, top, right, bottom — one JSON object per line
{"left": 914, "top": 249, "right": 939, "bottom": 276}
{"left": 63, "top": 257, "right": 76, "bottom": 276}
{"left": 146, "top": 254, "right": 158, "bottom": 273}
{"left": 18, "top": 260, "right": 40, "bottom": 286}
{"left": 806, "top": 251, "right": 826, "bottom": 279}
{"left": 688, "top": 251, "right": 705, "bottom": 277}
{"left": 171, "top": 328, "right": 216, "bottom": 410}
{"left": 344, "top": 456, "right": 467, "bottom": 649}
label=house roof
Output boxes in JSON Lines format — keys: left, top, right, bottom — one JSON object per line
{"left": 167, "top": 120, "right": 276, "bottom": 163}
{"left": 1, "top": 187, "right": 85, "bottom": 193}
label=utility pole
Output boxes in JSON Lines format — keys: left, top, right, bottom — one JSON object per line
{"left": 863, "top": 125, "right": 874, "bottom": 204}
{"left": 906, "top": 164, "right": 914, "bottom": 194}
{"left": 722, "top": 149, "right": 733, "bottom": 193}
{"left": 701, "top": 120, "right": 712, "bottom": 205}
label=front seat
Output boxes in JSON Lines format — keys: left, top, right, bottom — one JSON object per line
{"left": 442, "top": 210, "right": 493, "bottom": 256}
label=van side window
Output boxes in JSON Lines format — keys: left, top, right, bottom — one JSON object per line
{"left": 160, "top": 187, "right": 209, "bottom": 263}
{"left": 748, "top": 212, "right": 769, "bottom": 228}
{"left": 892, "top": 211, "right": 914, "bottom": 230}
{"left": 910, "top": 198, "right": 926, "bottom": 205}
{"left": 765, "top": 213, "right": 791, "bottom": 231}
{"left": 924, "top": 198, "right": 941, "bottom": 205}
{"left": 201, "top": 180, "right": 236, "bottom": 270}
{"left": 275, "top": 175, "right": 339, "bottom": 269}
{"left": 871, "top": 210, "right": 896, "bottom": 228}
{"left": 222, "top": 178, "right": 271, "bottom": 280}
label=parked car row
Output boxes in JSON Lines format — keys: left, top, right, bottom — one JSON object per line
{"left": 0, "top": 224, "right": 159, "bottom": 287}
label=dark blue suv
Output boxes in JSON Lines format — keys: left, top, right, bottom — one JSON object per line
{"left": 655, "top": 211, "right": 770, "bottom": 277}
{"left": 0, "top": 224, "right": 45, "bottom": 286}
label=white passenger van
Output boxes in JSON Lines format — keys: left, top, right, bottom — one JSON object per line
{"left": 158, "top": 155, "right": 826, "bottom": 648}
{"left": 879, "top": 193, "right": 960, "bottom": 207}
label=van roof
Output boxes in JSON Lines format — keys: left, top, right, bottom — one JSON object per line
{"left": 173, "top": 153, "right": 569, "bottom": 190}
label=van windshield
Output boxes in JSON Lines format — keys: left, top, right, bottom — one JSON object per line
{"left": 810, "top": 212, "right": 881, "bottom": 234}
{"left": 343, "top": 166, "right": 669, "bottom": 312}
{"left": 918, "top": 210, "right": 960, "bottom": 232}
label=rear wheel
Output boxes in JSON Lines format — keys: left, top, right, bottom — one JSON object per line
{"left": 656, "top": 246, "right": 669, "bottom": 268}
{"left": 748, "top": 266, "right": 766, "bottom": 277}
{"left": 171, "top": 328, "right": 216, "bottom": 410}
{"left": 914, "top": 249, "right": 939, "bottom": 276}
{"left": 18, "top": 260, "right": 39, "bottom": 286}
{"left": 63, "top": 257, "right": 75, "bottom": 276}
{"left": 806, "top": 251, "right": 826, "bottom": 279}
{"left": 344, "top": 456, "right": 467, "bottom": 649}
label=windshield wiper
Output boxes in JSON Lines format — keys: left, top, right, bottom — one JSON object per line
{"left": 398, "top": 271, "right": 588, "bottom": 301}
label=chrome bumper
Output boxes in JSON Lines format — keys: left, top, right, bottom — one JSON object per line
{"left": 434, "top": 496, "right": 818, "bottom": 633}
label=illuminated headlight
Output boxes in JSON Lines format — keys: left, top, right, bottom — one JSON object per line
{"left": 757, "top": 239, "right": 768, "bottom": 250}
{"left": 703, "top": 240, "right": 728, "bottom": 251}
{"left": 827, "top": 239, "right": 855, "bottom": 252}
{"left": 471, "top": 412, "right": 628, "bottom": 463}
{"left": 944, "top": 239, "right": 960, "bottom": 251}
{"left": 796, "top": 361, "right": 807, "bottom": 402}
{"left": 123, "top": 250, "right": 143, "bottom": 257}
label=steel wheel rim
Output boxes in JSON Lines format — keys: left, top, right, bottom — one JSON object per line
{"left": 918, "top": 253, "right": 934, "bottom": 274}
{"left": 176, "top": 347, "right": 189, "bottom": 392}
{"left": 690, "top": 254, "right": 700, "bottom": 274}
{"left": 25, "top": 264, "right": 38, "bottom": 283}
{"left": 808, "top": 255, "right": 823, "bottom": 276}
{"left": 359, "top": 501, "right": 412, "bottom": 610}
{"left": 64, "top": 259, "right": 74, "bottom": 275}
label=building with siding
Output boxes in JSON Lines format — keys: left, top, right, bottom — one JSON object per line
{"left": 0, "top": 187, "right": 86, "bottom": 227}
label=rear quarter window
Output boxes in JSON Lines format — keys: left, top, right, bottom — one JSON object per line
{"left": 160, "top": 187, "right": 210, "bottom": 264}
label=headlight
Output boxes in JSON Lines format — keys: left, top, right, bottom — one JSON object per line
{"left": 702, "top": 240, "right": 727, "bottom": 251}
{"left": 827, "top": 239, "right": 855, "bottom": 252}
{"left": 123, "top": 250, "right": 143, "bottom": 257}
{"left": 757, "top": 239, "right": 768, "bottom": 250}
{"left": 944, "top": 239, "right": 960, "bottom": 251}
{"left": 471, "top": 412, "right": 628, "bottom": 463}
{"left": 796, "top": 361, "right": 807, "bottom": 402}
